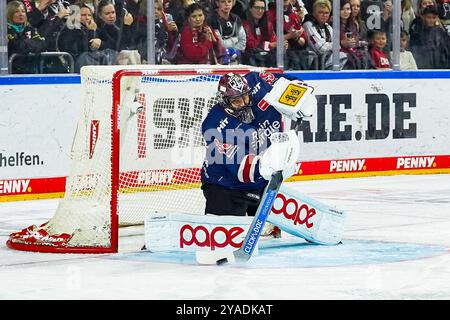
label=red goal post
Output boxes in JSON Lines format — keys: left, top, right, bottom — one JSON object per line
{"left": 7, "top": 65, "right": 282, "bottom": 254}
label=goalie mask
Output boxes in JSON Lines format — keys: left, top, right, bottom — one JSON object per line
{"left": 217, "top": 73, "right": 255, "bottom": 124}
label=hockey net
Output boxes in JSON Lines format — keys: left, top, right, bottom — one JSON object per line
{"left": 7, "top": 65, "right": 281, "bottom": 253}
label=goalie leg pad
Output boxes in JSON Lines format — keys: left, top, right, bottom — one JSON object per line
{"left": 144, "top": 212, "right": 259, "bottom": 254}
{"left": 267, "top": 184, "right": 346, "bottom": 245}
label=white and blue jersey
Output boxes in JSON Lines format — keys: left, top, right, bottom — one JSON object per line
{"left": 201, "top": 71, "right": 295, "bottom": 191}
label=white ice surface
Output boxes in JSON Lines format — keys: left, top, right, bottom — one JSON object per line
{"left": 1, "top": 174, "right": 449, "bottom": 300}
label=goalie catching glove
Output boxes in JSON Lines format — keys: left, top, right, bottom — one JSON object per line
{"left": 262, "top": 77, "right": 316, "bottom": 122}
{"left": 259, "top": 130, "right": 300, "bottom": 181}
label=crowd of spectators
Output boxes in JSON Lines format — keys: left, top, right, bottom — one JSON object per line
{"left": 5, "top": 0, "right": 450, "bottom": 73}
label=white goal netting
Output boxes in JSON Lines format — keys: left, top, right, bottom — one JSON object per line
{"left": 7, "top": 65, "right": 280, "bottom": 253}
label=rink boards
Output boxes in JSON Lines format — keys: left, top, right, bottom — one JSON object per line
{"left": 0, "top": 70, "right": 450, "bottom": 201}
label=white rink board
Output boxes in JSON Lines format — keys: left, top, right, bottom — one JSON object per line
{"left": 0, "top": 83, "right": 80, "bottom": 179}
{"left": 295, "top": 78, "right": 449, "bottom": 160}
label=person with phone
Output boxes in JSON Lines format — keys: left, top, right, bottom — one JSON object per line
{"left": 349, "top": 0, "right": 368, "bottom": 42}
{"left": 22, "top": 0, "right": 70, "bottom": 53}
{"left": 176, "top": 2, "right": 225, "bottom": 64}
{"left": 339, "top": 0, "right": 368, "bottom": 69}
{"left": 154, "top": 0, "right": 178, "bottom": 64}
{"left": 281, "top": 0, "right": 308, "bottom": 70}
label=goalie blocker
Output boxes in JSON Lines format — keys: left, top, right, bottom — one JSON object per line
{"left": 260, "top": 77, "right": 316, "bottom": 121}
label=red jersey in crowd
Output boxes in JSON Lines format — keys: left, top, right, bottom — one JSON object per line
{"left": 242, "top": 20, "right": 276, "bottom": 52}
{"left": 176, "top": 24, "right": 224, "bottom": 64}
{"left": 370, "top": 47, "right": 391, "bottom": 69}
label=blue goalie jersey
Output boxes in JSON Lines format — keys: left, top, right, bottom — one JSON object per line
{"left": 201, "top": 71, "right": 295, "bottom": 191}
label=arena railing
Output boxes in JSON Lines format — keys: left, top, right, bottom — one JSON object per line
{"left": 8, "top": 52, "right": 75, "bottom": 74}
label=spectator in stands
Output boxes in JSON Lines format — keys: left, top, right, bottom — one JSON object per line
{"left": 79, "top": 3, "right": 97, "bottom": 33}
{"left": 166, "top": 0, "right": 196, "bottom": 31}
{"left": 242, "top": 0, "right": 281, "bottom": 67}
{"left": 394, "top": 29, "right": 418, "bottom": 69}
{"left": 378, "top": 0, "right": 394, "bottom": 50}
{"left": 207, "top": 0, "right": 247, "bottom": 64}
{"left": 126, "top": 0, "right": 144, "bottom": 20}
{"left": 77, "top": 0, "right": 99, "bottom": 12}
{"left": 268, "top": 0, "right": 309, "bottom": 70}
{"left": 117, "top": 0, "right": 178, "bottom": 64}
{"left": 289, "top": 0, "right": 308, "bottom": 21}
{"left": 23, "top": 0, "right": 71, "bottom": 52}
{"left": 368, "top": 29, "right": 391, "bottom": 69}
{"left": 436, "top": 0, "right": 450, "bottom": 34}
{"left": 266, "top": 0, "right": 276, "bottom": 22}
{"left": 95, "top": 0, "right": 132, "bottom": 50}
{"left": 302, "top": 0, "right": 315, "bottom": 14}
{"left": 56, "top": 5, "right": 90, "bottom": 72}
{"left": 339, "top": 0, "right": 368, "bottom": 69}
{"left": 409, "top": 0, "right": 439, "bottom": 42}
{"left": 415, "top": 0, "right": 438, "bottom": 15}
{"left": 159, "top": 1, "right": 181, "bottom": 63}
{"left": 359, "top": 0, "right": 398, "bottom": 52}
{"left": 176, "top": 2, "right": 225, "bottom": 64}
{"left": 154, "top": 0, "right": 172, "bottom": 63}
{"left": 95, "top": 0, "right": 139, "bottom": 64}
{"left": 266, "top": 0, "right": 305, "bottom": 23}
{"left": 76, "top": 2, "right": 114, "bottom": 68}
{"left": 231, "top": 0, "right": 249, "bottom": 19}
{"left": 350, "top": 0, "right": 367, "bottom": 41}
{"left": 7, "top": 0, "right": 47, "bottom": 74}
{"left": 409, "top": 5, "right": 450, "bottom": 68}
{"left": 304, "top": 0, "right": 347, "bottom": 69}
{"left": 402, "top": 0, "right": 416, "bottom": 32}
{"left": 198, "top": 0, "right": 218, "bottom": 16}
{"left": 79, "top": 3, "right": 99, "bottom": 51}
{"left": 20, "top": 0, "right": 72, "bottom": 72}
{"left": 384, "top": 0, "right": 416, "bottom": 43}
{"left": 109, "top": 0, "right": 129, "bottom": 27}
{"left": 123, "top": 0, "right": 149, "bottom": 62}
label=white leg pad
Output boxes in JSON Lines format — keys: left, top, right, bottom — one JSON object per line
{"left": 267, "top": 184, "right": 346, "bottom": 245}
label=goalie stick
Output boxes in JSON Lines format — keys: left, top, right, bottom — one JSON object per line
{"left": 195, "top": 170, "right": 284, "bottom": 265}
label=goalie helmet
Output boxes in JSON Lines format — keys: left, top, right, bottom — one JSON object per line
{"left": 217, "top": 73, "right": 254, "bottom": 124}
